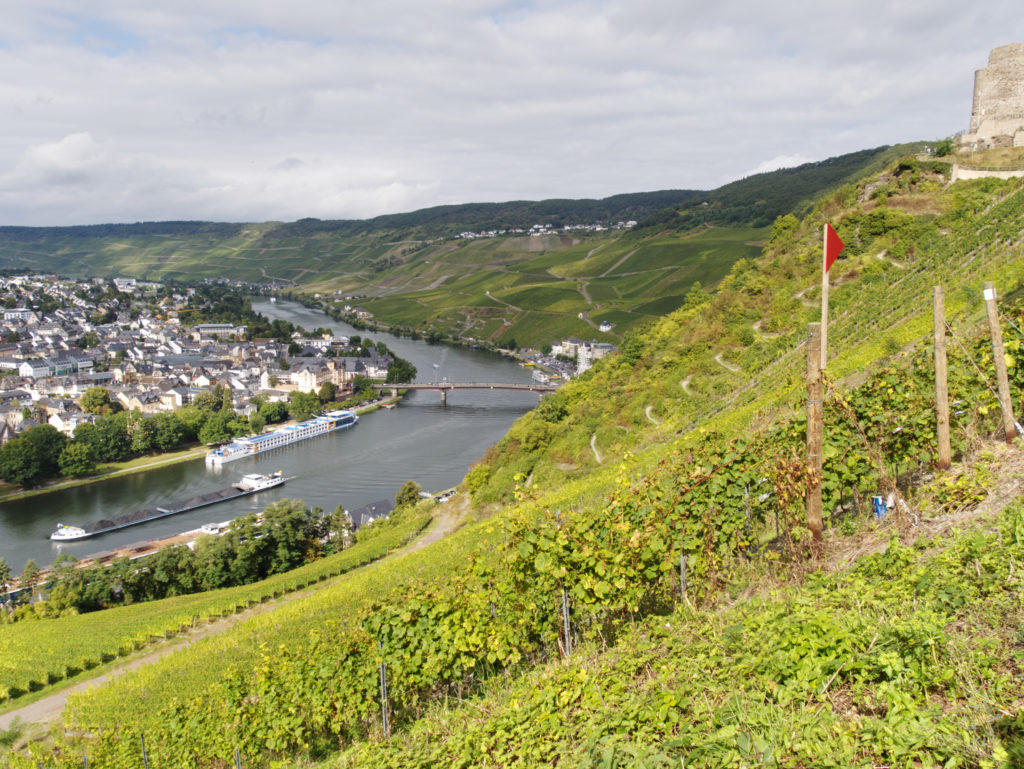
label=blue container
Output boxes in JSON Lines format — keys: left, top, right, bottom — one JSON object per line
{"left": 871, "top": 495, "right": 886, "bottom": 520}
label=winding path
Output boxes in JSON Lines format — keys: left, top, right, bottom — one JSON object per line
{"left": 589, "top": 434, "right": 603, "bottom": 463}
{"left": 645, "top": 405, "right": 660, "bottom": 426}
{"left": 714, "top": 352, "right": 741, "bottom": 373}
{"left": 680, "top": 376, "right": 694, "bottom": 396}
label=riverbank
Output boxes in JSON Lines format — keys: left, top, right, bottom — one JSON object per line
{"left": 0, "top": 446, "right": 209, "bottom": 504}
{"left": 0, "top": 397, "right": 401, "bottom": 506}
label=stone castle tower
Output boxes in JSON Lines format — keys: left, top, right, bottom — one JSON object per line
{"left": 960, "top": 42, "right": 1024, "bottom": 149}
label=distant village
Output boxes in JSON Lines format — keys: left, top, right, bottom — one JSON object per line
{"left": 455, "top": 220, "right": 638, "bottom": 240}
{"left": 0, "top": 275, "right": 395, "bottom": 444}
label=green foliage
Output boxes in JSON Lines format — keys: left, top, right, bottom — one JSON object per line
{"left": 395, "top": 480, "right": 421, "bottom": 509}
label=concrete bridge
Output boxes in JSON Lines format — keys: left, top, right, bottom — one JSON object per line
{"left": 372, "top": 381, "right": 559, "bottom": 404}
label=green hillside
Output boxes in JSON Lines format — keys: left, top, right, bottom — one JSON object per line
{"left": 6, "top": 151, "right": 1024, "bottom": 767}
{"left": 0, "top": 146, "right": 916, "bottom": 350}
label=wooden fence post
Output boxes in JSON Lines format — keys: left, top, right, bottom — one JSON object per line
{"left": 933, "top": 287, "right": 951, "bottom": 469}
{"left": 983, "top": 282, "right": 1018, "bottom": 444}
{"left": 806, "top": 323, "right": 824, "bottom": 552}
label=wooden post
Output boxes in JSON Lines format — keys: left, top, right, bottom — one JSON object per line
{"left": 806, "top": 323, "right": 824, "bottom": 551}
{"left": 820, "top": 226, "right": 830, "bottom": 370}
{"left": 983, "top": 282, "right": 1017, "bottom": 444}
{"left": 933, "top": 287, "right": 951, "bottom": 470}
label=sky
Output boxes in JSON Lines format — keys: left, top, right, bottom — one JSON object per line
{"left": 0, "top": 2, "right": 1021, "bottom": 227}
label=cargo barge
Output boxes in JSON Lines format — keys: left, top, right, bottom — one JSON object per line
{"left": 49, "top": 472, "right": 285, "bottom": 541}
{"left": 205, "top": 409, "right": 358, "bottom": 466}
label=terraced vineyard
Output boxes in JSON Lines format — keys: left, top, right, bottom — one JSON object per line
{"left": 5, "top": 151, "right": 1024, "bottom": 767}
{"left": 0, "top": 511, "right": 429, "bottom": 704}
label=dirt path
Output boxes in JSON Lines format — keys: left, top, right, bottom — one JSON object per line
{"left": 0, "top": 504, "right": 465, "bottom": 732}
{"left": 794, "top": 285, "right": 817, "bottom": 308}
{"left": 601, "top": 249, "right": 638, "bottom": 278}
{"left": 680, "top": 376, "right": 693, "bottom": 395}
{"left": 874, "top": 249, "right": 906, "bottom": 269}
{"left": 645, "top": 405, "right": 660, "bottom": 426}
{"left": 714, "top": 352, "right": 741, "bottom": 373}
{"left": 590, "top": 434, "right": 603, "bottom": 463}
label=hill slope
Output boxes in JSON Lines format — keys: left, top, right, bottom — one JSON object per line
{"left": 6, "top": 150, "right": 1024, "bottom": 768}
{"left": 0, "top": 145, "right": 916, "bottom": 349}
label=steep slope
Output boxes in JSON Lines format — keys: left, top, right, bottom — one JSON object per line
{"left": 7, "top": 152, "right": 1024, "bottom": 768}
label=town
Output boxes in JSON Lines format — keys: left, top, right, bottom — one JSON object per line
{"left": 0, "top": 275, "right": 401, "bottom": 451}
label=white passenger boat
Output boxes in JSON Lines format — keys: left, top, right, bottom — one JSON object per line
{"left": 205, "top": 409, "right": 358, "bottom": 466}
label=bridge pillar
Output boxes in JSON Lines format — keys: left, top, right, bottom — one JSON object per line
{"left": 391, "top": 387, "right": 398, "bottom": 398}
{"left": 440, "top": 389, "right": 447, "bottom": 405}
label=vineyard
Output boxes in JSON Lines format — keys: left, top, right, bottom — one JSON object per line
{"left": 10, "top": 287, "right": 1024, "bottom": 766}
{"left": 0, "top": 511, "right": 430, "bottom": 704}
{"left": 5, "top": 154, "right": 1024, "bottom": 767}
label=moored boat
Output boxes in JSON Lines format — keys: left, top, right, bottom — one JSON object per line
{"left": 49, "top": 472, "right": 286, "bottom": 541}
{"left": 206, "top": 410, "right": 358, "bottom": 465}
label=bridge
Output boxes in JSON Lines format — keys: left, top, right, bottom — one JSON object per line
{"left": 372, "top": 381, "right": 559, "bottom": 404}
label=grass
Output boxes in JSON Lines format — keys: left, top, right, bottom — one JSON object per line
{"left": 0, "top": 445, "right": 208, "bottom": 504}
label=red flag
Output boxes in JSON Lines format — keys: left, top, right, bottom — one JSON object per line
{"left": 825, "top": 223, "right": 844, "bottom": 272}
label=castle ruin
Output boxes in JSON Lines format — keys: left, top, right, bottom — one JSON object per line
{"left": 959, "top": 42, "right": 1024, "bottom": 149}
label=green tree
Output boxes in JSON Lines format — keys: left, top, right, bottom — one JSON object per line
{"left": 288, "top": 390, "right": 320, "bottom": 421}
{"left": 0, "top": 437, "right": 45, "bottom": 487}
{"left": 198, "top": 410, "right": 233, "bottom": 445}
{"left": 386, "top": 357, "right": 417, "bottom": 384}
{"left": 258, "top": 400, "right": 289, "bottom": 424}
{"left": 351, "top": 374, "right": 374, "bottom": 396}
{"left": 0, "top": 557, "right": 11, "bottom": 599}
{"left": 395, "top": 480, "right": 422, "bottom": 508}
{"left": 0, "top": 425, "right": 67, "bottom": 486}
{"left": 330, "top": 504, "right": 353, "bottom": 549}
{"left": 59, "top": 441, "right": 97, "bottom": 477}
{"left": 175, "top": 405, "right": 208, "bottom": 441}
{"left": 95, "top": 412, "right": 131, "bottom": 461}
{"left": 249, "top": 412, "right": 267, "bottom": 435}
{"left": 20, "top": 559, "right": 41, "bottom": 600}
{"left": 263, "top": 499, "right": 316, "bottom": 574}
{"left": 79, "top": 386, "right": 115, "bottom": 415}
{"left": 317, "top": 381, "right": 337, "bottom": 403}
{"left": 150, "top": 412, "right": 185, "bottom": 451}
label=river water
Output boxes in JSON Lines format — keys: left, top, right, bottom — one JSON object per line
{"left": 0, "top": 298, "right": 538, "bottom": 573}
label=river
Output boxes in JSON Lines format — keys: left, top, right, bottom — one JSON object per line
{"left": 0, "top": 298, "right": 539, "bottom": 573}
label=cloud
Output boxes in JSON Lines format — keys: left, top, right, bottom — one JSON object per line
{"left": 741, "top": 154, "right": 816, "bottom": 179}
{"left": 0, "top": 2, "right": 1019, "bottom": 225}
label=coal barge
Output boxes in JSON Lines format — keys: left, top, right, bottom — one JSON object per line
{"left": 49, "top": 472, "right": 285, "bottom": 541}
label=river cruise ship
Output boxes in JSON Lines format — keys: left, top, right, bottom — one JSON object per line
{"left": 205, "top": 409, "right": 358, "bottom": 466}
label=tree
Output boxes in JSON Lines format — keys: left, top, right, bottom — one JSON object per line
{"left": 351, "top": 374, "right": 374, "bottom": 396}
{"left": 198, "top": 410, "right": 233, "bottom": 445}
{"left": 263, "top": 499, "right": 316, "bottom": 574}
{"left": 219, "top": 385, "right": 235, "bottom": 413}
{"left": 249, "top": 413, "right": 267, "bottom": 435}
{"left": 317, "top": 381, "right": 336, "bottom": 403}
{"left": 20, "top": 559, "right": 41, "bottom": 601}
{"left": 59, "top": 441, "right": 97, "bottom": 477}
{"left": 0, "top": 437, "right": 45, "bottom": 487}
{"left": 0, "top": 425, "right": 67, "bottom": 486}
{"left": 288, "top": 390, "right": 320, "bottom": 421}
{"left": 330, "top": 504, "right": 353, "bottom": 549}
{"left": 386, "top": 357, "right": 417, "bottom": 384}
{"left": 150, "top": 412, "right": 185, "bottom": 451}
{"left": 80, "top": 386, "right": 115, "bottom": 415}
{"left": 395, "top": 480, "right": 422, "bottom": 508}
{"left": 0, "top": 557, "right": 11, "bottom": 600}
{"left": 258, "top": 400, "right": 289, "bottom": 424}
{"left": 194, "top": 388, "right": 222, "bottom": 413}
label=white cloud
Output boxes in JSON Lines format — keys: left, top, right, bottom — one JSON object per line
{"left": 741, "top": 154, "right": 816, "bottom": 179}
{"left": 0, "top": 2, "right": 1020, "bottom": 225}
